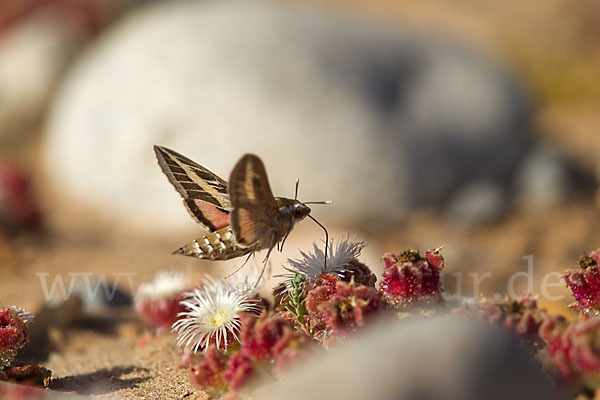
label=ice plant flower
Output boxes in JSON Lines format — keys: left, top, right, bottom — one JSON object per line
{"left": 539, "top": 316, "right": 600, "bottom": 383}
{"left": 538, "top": 314, "right": 572, "bottom": 381}
{"left": 223, "top": 351, "right": 255, "bottom": 391}
{"left": 489, "top": 295, "right": 547, "bottom": 343}
{"left": 562, "top": 319, "right": 600, "bottom": 378}
{"left": 134, "top": 270, "right": 189, "bottom": 332}
{"left": 188, "top": 345, "right": 230, "bottom": 396}
{"left": 564, "top": 249, "right": 600, "bottom": 314}
{"left": 454, "top": 295, "right": 547, "bottom": 345}
{"left": 173, "top": 279, "right": 261, "bottom": 352}
{"left": 283, "top": 235, "right": 365, "bottom": 282}
{"left": 239, "top": 313, "right": 313, "bottom": 368}
{"left": 187, "top": 313, "right": 315, "bottom": 396}
{"left": 305, "top": 274, "right": 381, "bottom": 338}
{"left": 379, "top": 248, "right": 445, "bottom": 308}
{"left": 0, "top": 305, "right": 30, "bottom": 370}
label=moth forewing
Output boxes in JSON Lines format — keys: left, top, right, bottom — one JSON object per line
{"left": 228, "top": 154, "right": 279, "bottom": 248}
{"left": 228, "top": 154, "right": 277, "bottom": 209}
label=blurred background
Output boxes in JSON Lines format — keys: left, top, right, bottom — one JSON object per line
{"left": 0, "top": 0, "right": 599, "bottom": 313}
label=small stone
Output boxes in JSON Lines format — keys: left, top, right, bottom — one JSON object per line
{"left": 445, "top": 180, "right": 506, "bottom": 227}
{"left": 514, "top": 146, "right": 572, "bottom": 209}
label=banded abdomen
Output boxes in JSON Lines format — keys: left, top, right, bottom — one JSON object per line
{"left": 172, "top": 226, "right": 256, "bottom": 260}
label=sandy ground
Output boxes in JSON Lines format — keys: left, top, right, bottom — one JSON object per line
{"left": 1, "top": 194, "right": 599, "bottom": 398}
{"left": 45, "top": 319, "right": 206, "bottom": 400}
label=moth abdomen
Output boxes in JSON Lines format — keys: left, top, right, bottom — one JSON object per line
{"left": 172, "top": 227, "right": 254, "bottom": 261}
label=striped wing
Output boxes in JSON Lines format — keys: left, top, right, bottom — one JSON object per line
{"left": 228, "top": 154, "right": 279, "bottom": 247}
{"left": 154, "top": 146, "right": 231, "bottom": 232}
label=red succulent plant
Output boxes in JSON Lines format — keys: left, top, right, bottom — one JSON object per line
{"left": 0, "top": 306, "right": 29, "bottom": 370}
{"left": 134, "top": 270, "right": 189, "bottom": 333}
{"left": 379, "top": 248, "right": 445, "bottom": 308}
{"left": 188, "top": 313, "right": 314, "bottom": 395}
{"left": 564, "top": 249, "right": 600, "bottom": 314}
{"left": 305, "top": 274, "right": 381, "bottom": 337}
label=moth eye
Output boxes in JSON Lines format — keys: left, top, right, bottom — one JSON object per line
{"left": 294, "top": 205, "right": 310, "bottom": 218}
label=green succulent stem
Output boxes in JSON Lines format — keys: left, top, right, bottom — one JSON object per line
{"left": 285, "top": 274, "right": 309, "bottom": 330}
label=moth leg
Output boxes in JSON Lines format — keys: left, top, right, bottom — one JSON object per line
{"left": 262, "top": 232, "right": 278, "bottom": 264}
{"left": 279, "top": 219, "right": 294, "bottom": 253}
{"left": 224, "top": 252, "right": 254, "bottom": 279}
{"left": 254, "top": 262, "right": 269, "bottom": 290}
{"left": 252, "top": 232, "right": 278, "bottom": 288}
{"left": 245, "top": 232, "right": 277, "bottom": 288}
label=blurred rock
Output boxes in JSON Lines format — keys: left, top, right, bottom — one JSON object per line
{"left": 513, "top": 146, "right": 572, "bottom": 209}
{"left": 22, "top": 296, "right": 83, "bottom": 362}
{"left": 73, "top": 280, "right": 132, "bottom": 312}
{"left": 45, "top": 0, "right": 533, "bottom": 233}
{"left": 0, "top": 10, "right": 82, "bottom": 149}
{"left": 445, "top": 180, "right": 506, "bottom": 227}
{"left": 258, "top": 317, "right": 564, "bottom": 400}
{"left": 0, "top": 0, "right": 148, "bottom": 151}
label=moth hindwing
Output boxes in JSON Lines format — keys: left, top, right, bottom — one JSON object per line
{"left": 154, "top": 145, "right": 231, "bottom": 232}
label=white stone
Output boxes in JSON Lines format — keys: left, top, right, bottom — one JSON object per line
{"left": 44, "top": 0, "right": 532, "bottom": 234}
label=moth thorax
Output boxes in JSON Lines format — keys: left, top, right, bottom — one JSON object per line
{"left": 275, "top": 197, "right": 311, "bottom": 221}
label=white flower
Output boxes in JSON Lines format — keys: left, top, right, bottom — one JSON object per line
{"left": 282, "top": 235, "right": 365, "bottom": 282}
{"left": 135, "top": 270, "right": 188, "bottom": 303}
{"left": 227, "top": 262, "right": 272, "bottom": 298}
{"left": 172, "top": 280, "right": 260, "bottom": 352}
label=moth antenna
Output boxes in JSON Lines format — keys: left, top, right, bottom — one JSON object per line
{"left": 307, "top": 214, "right": 328, "bottom": 270}
{"left": 294, "top": 178, "right": 300, "bottom": 201}
{"left": 303, "top": 200, "right": 333, "bottom": 205}
{"left": 224, "top": 252, "right": 253, "bottom": 279}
